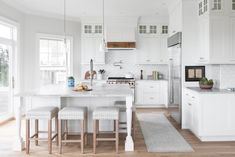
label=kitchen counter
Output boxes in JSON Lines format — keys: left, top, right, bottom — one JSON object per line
{"left": 186, "top": 87, "right": 235, "bottom": 94}
{"left": 13, "top": 84, "right": 134, "bottom": 151}
{"left": 16, "top": 84, "right": 133, "bottom": 97}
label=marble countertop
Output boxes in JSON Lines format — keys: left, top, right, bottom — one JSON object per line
{"left": 186, "top": 87, "right": 235, "bottom": 94}
{"left": 16, "top": 84, "right": 133, "bottom": 97}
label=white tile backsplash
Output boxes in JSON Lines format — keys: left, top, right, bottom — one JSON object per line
{"left": 81, "top": 50, "right": 168, "bottom": 80}
{"left": 219, "top": 65, "right": 235, "bottom": 89}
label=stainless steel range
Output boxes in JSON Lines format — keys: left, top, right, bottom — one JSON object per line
{"left": 107, "top": 77, "right": 135, "bottom": 102}
{"left": 107, "top": 77, "right": 135, "bottom": 88}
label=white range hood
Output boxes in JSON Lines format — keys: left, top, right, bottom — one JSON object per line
{"left": 106, "top": 17, "right": 137, "bottom": 50}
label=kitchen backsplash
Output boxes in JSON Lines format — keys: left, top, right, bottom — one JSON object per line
{"left": 81, "top": 50, "right": 168, "bottom": 80}
{"left": 205, "top": 65, "right": 235, "bottom": 89}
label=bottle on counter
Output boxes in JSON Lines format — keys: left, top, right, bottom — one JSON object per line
{"left": 140, "top": 70, "right": 143, "bottom": 80}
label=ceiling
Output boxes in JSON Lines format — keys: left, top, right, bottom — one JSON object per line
{"left": 1, "top": 0, "right": 170, "bottom": 20}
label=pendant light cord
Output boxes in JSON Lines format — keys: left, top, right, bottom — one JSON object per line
{"left": 64, "top": 0, "right": 67, "bottom": 44}
{"left": 102, "top": 0, "right": 105, "bottom": 42}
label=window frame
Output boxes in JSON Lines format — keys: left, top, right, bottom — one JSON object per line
{"left": 36, "top": 33, "right": 73, "bottom": 83}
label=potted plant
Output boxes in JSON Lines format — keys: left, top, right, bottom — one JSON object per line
{"left": 97, "top": 69, "right": 105, "bottom": 80}
{"left": 199, "top": 77, "right": 214, "bottom": 89}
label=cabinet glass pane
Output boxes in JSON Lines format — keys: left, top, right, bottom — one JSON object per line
{"left": 94, "top": 25, "right": 102, "bottom": 34}
{"left": 162, "top": 25, "right": 168, "bottom": 34}
{"left": 139, "top": 25, "right": 147, "bottom": 34}
{"left": 149, "top": 25, "right": 157, "bottom": 34}
{"left": 199, "top": 2, "right": 203, "bottom": 15}
{"left": 203, "top": 0, "right": 208, "bottom": 12}
{"left": 84, "top": 25, "right": 92, "bottom": 34}
{"left": 212, "top": 0, "right": 222, "bottom": 10}
{"left": 233, "top": 0, "right": 235, "bottom": 10}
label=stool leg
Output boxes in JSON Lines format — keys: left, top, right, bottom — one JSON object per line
{"left": 115, "top": 120, "right": 119, "bottom": 154}
{"left": 26, "top": 119, "right": 30, "bottom": 154}
{"left": 93, "top": 120, "right": 96, "bottom": 154}
{"left": 96, "top": 120, "right": 99, "bottom": 146}
{"left": 48, "top": 120, "right": 52, "bottom": 154}
{"left": 55, "top": 116, "right": 59, "bottom": 146}
{"left": 58, "top": 119, "right": 62, "bottom": 154}
{"left": 65, "top": 120, "right": 68, "bottom": 141}
{"left": 85, "top": 113, "right": 88, "bottom": 145}
{"left": 81, "top": 119, "right": 84, "bottom": 154}
{"left": 132, "top": 111, "right": 136, "bottom": 141}
{"left": 35, "top": 119, "right": 38, "bottom": 146}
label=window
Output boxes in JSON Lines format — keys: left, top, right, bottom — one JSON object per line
{"left": 139, "top": 25, "right": 147, "bottom": 34}
{"left": 233, "top": 0, "right": 235, "bottom": 10}
{"left": 38, "top": 35, "right": 72, "bottom": 85}
{"left": 213, "top": 0, "right": 222, "bottom": 10}
{"left": 162, "top": 26, "right": 168, "bottom": 34}
{"left": 149, "top": 25, "right": 157, "bottom": 34}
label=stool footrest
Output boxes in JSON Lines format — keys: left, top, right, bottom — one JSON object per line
{"left": 62, "top": 140, "right": 82, "bottom": 143}
{"left": 96, "top": 138, "right": 116, "bottom": 141}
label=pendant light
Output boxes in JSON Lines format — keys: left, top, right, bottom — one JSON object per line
{"left": 99, "top": 0, "right": 108, "bottom": 52}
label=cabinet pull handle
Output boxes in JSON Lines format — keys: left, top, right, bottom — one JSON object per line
{"left": 150, "top": 97, "right": 154, "bottom": 100}
{"left": 186, "top": 94, "right": 189, "bottom": 96}
{"left": 188, "top": 103, "right": 192, "bottom": 106}
{"left": 146, "top": 60, "right": 150, "bottom": 62}
{"left": 150, "top": 86, "right": 154, "bottom": 88}
{"left": 230, "top": 60, "right": 235, "bottom": 61}
{"left": 192, "top": 96, "right": 195, "bottom": 99}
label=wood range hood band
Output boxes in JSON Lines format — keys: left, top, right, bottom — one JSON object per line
{"left": 107, "top": 42, "right": 136, "bottom": 49}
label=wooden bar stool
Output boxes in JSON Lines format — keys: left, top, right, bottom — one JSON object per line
{"left": 93, "top": 106, "right": 119, "bottom": 154}
{"left": 25, "top": 106, "right": 59, "bottom": 154}
{"left": 114, "top": 101, "right": 136, "bottom": 140}
{"left": 58, "top": 106, "right": 87, "bottom": 154}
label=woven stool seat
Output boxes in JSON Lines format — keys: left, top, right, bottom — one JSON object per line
{"left": 59, "top": 107, "right": 87, "bottom": 120}
{"left": 26, "top": 107, "right": 59, "bottom": 119}
{"left": 93, "top": 107, "right": 119, "bottom": 120}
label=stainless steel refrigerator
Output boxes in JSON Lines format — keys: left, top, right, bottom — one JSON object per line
{"left": 167, "top": 32, "right": 182, "bottom": 126}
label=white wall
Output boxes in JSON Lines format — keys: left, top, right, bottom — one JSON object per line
{"left": 23, "top": 14, "right": 81, "bottom": 91}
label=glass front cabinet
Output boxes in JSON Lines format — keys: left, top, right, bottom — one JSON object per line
{"left": 198, "top": 0, "right": 235, "bottom": 16}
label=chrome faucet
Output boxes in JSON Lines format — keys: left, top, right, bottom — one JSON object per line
{"left": 113, "top": 60, "right": 123, "bottom": 69}
{"left": 90, "top": 59, "right": 93, "bottom": 87}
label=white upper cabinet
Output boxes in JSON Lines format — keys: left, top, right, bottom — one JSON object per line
{"left": 81, "top": 37, "right": 105, "bottom": 64}
{"left": 137, "top": 23, "right": 168, "bottom": 65}
{"left": 197, "top": 0, "right": 235, "bottom": 64}
{"left": 198, "top": 0, "right": 235, "bottom": 16}
{"left": 82, "top": 24, "right": 103, "bottom": 37}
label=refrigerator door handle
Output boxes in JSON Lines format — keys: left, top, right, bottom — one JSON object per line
{"left": 169, "top": 58, "right": 174, "bottom": 104}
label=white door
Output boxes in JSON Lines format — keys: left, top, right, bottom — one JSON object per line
{"left": 0, "top": 43, "right": 13, "bottom": 121}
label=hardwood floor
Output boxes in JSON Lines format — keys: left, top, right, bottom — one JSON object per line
{"left": 1, "top": 108, "right": 235, "bottom": 157}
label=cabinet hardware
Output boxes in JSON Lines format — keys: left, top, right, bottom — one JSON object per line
{"left": 188, "top": 103, "right": 192, "bottom": 106}
{"left": 149, "top": 86, "right": 154, "bottom": 88}
{"left": 149, "top": 97, "right": 154, "bottom": 99}
{"left": 146, "top": 60, "right": 150, "bottom": 62}
{"left": 192, "top": 96, "right": 195, "bottom": 99}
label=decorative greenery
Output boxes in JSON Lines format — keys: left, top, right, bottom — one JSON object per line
{"left": 68, "top": 76, "right": 74, "bottom": 80}
{"left": 98, "top": 69, "right": 105, "bottom": 74}
{"left": 199, "top": 77, "right": 214, "bottom": 85}
{"left": 0, "top": 46, "right": 9, "bottom": 87}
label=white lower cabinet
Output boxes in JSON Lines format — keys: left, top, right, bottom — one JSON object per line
{"left": 183, "top": 88, "right": 235, "bottom": 141}
{"left": 135, "top": 80, "right": 168, "bottom": 107}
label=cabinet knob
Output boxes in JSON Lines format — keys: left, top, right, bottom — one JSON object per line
{"left": 200, "top": 57, "right": 204, "bottom": 60}
{"left": 188, "top": 103, "right": 192, "bottom": 106}
{"left": 192, "top": 96, "right": 195, "bottom": 99}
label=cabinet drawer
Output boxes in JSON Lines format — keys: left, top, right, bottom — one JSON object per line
{"left": 143, "top": 93, "right": 160, "bottom": 104}
{"left": 143, "top": 83, "right": 160, "bottom": 92}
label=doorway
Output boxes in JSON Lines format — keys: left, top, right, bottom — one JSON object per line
{"left": 0, "top": 19, "right": 18, "bottom": 122}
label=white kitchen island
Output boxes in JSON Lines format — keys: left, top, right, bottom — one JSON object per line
{"left": 14, "top": 84, "right": 134, "bottom": 151}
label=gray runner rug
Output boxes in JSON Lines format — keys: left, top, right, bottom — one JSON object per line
{"left": 137, "top": 113, "right": 194, "bottom": 152}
